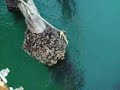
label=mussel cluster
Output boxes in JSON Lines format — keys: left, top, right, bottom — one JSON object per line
{"left": 23, "top": 25, "right": 67, "bottom": 66}
{"left": 5, "top": 0, "right": 19, "bottom": 12}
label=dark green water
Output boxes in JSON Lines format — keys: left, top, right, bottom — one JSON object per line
{"left": 0, "top": 0, "right": 120, "bottom": 90}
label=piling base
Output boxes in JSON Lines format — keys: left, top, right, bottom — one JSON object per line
{"left": 23, "top": 25, "right": 67, "bottom": 66}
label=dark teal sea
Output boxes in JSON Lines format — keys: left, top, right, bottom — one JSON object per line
{"left": 0, "top": 0, "right": 120, "bottom": 90}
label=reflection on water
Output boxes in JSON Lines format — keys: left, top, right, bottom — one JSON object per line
{"left": 48, "top": 51, "right": 84, "bottom": 90}
{"left": 57, "top": 0, "right": 76, "bottom": 19}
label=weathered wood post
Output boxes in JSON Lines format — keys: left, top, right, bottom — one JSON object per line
{"left": 5, "top": 0, "right": 68, "bottom": 66}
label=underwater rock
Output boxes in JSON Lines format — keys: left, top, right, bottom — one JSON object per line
{"left": 5, "top": 0, "right": 19, "bottom": 12}
{"left": 23, "top": 24, "right": 67, "bottom": 66}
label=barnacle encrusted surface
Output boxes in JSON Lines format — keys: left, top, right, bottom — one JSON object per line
{"left": 5, "top": 0, "right": 19, "bottom": 12}
{"left": 23, "top": 25, "right": 67, "bottom": 66}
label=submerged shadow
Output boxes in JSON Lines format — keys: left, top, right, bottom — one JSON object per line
{"left": 48, "top": 51, "right": 84, "bottom": 90}
{"left": 11, "top": 12, "right": 24, "bottom": 21}
{"left": 57, "top": 0, "right": 76, "bottom": 19}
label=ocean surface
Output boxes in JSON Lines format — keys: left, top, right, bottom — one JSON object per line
{"left": 0, "top": 0, "right": 120, "bottom": 90}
